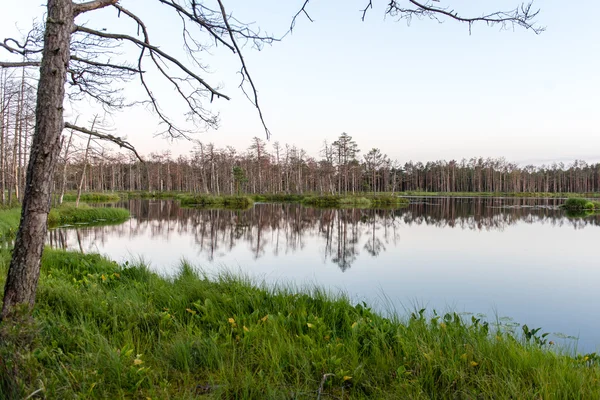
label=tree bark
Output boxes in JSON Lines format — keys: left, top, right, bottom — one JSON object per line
{"left": 2, "top": 0, "right": 73, "bottom": 319}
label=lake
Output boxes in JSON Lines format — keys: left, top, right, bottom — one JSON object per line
{"left": 48, "top": 197, "right": 600, "bottom": 353}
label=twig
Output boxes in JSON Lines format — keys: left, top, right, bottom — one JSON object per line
{"left": 317, "top": 373, "right": 335, "bottom": 400}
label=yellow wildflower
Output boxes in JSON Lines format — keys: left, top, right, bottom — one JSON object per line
{"left": 343, "top": 376, "right": 352, "bottom": 381}
{"left": 470, "top": 361, "right": 478, "bottom": 367}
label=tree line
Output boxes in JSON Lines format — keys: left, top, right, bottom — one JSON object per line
{"left": 41, "top": 134, "right": 600, "bottom": 196}
{"left": 3, "top": 73, "right": 600, "bottom": 199}
{"left": 2, "top": 71, "right": 598, "bottom": 197}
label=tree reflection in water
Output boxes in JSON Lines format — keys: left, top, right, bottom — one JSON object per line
{"left": 47, "top": 197, "right": 600, "bottom": 271}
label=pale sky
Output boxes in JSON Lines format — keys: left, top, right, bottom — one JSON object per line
{"left": 1, "top": 0, "right": 599, "bottom": 165}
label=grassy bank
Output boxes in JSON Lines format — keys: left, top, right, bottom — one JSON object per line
{"left": 561, "top": 197, "right": 600, "bottom": 211}
{"left": 125, "top": 191, "right": 186, "bottom": 199}
{"left": 0, "top": 250, "right": 598, "bottom": 398}
{"left": 0, "top": 204, "right": 129, "bottom": 240}
{"left": 251, "top": 193, "right": 307, "bottom": 203}
{"left": 48, "top": 204, "right": 130, "bottom": 226}
{"left": 302, "top": 195, "right": 409, "bottom": 208}
{"left": 60, "top": 192, "right": 121, "bottom": 203}
{"left": 179, "top": 194, "right": 254, "bottom": 209}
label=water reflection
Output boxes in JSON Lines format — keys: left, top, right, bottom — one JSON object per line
{"left": 47, "top": 197, "right": 600, "bottom": 271}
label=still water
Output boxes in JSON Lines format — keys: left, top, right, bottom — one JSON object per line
{"left": 48, "top": 198, "right": 600, "bottom": 352}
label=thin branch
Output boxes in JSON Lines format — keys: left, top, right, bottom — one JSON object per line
{"left": 393, "top": 0, "right": 545, "bottom": 34}
{"left": 73, "top": 0, "right": 119, "bottom": 16}
{"left": 216, "top": 0, "right": 271, "bottom": 139}
{"left": 111, "top": 4, "right": 219, "bottom": 137}
{"left": 361, "top": 1, "right": 373, "bottom": 21}
{"left": 64, "top": 121, "right": 144, "bottom": 162}
{"left": 70, "top": 55, "right": 141, "bottom": 74}
{"left": 74, "top": 25, "right": 229, "bottom": 100}
{"left": 290, "top": 0, "right": 313, "bottom": 32}
{"left": 0, "top": 61, "right": 40, "bottom": 68}
{"left": 156, "top": 0, "right": 235, "bottom": 52}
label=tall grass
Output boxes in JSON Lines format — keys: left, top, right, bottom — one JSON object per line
{"left": 1, "top": 250, "right": 597, "bottom": 398}
{"left": 0, "top": 208, "right": 22, "bottom": 240}
{"left": 251, "top": 193, "right": 308, "bottom": 202}
{"left": 302, "top": 195, "right": 409, "bottom": 208}
{"left": 60, "top": 192, "right": 121, "bottom": 203}
{"left": 561, "top": 197, "right": 600, "bottom": 211}
{"left": 0, "top": 205, "right": 129, "bottom": 242}
{"left": 302, "top": 195, "right": 372, "bottom": 208}
{"left": 179, "top": 194, "right": 254, "bottom": 209}
{"left": 125, "top": 191, "right": 186, "bottom": 199}
{"left": 47, "top": 203, "right": 130, "bottom": 225}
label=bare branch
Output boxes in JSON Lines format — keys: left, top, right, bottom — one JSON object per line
{"left": 361, "top": 1, "right": 373, "bottom": 22}
{"left": 290, "top": 0, "right": 313, "bottom": 33}
{"left": 70, "top": 55, "right": 141, "bottom": 74}
{"left": 74, "top": 25, "right": 230, "bottom": 101}
{"left": 156, "top": 0, "right": 235, "bottom": 52}
{"left": 73, "top": 0, "right": 119, "bottom": 16}
{"left": 216, "top": 0, "right": 271, "bottom": 139}
{"left": 109, "top": 4, "right": 221, "bottom": 137}
{"left": 390, "top": 0, "right": 545, "bottom": 34}
{"left": 64, "top": 121, "right": 144, "bottom": 162}
{"left": 0, "top": 61, "right": 40, "bottom": 68}
{"left": 294, "top": 1, "right": 544, "bottom": 34}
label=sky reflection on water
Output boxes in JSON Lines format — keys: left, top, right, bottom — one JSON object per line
{"left": 48, "top": 198, "right": 600, "bottom": 352}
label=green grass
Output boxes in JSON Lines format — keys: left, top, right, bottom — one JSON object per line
{"left": 0, "top": 208, "right": 22, "bottom": 240}
{"left": 251, "top": 193, "right": 308, "bottom": 203}
{"left": 60, "top": 192, "right": 121, "bottom": 203}
{"left": 302, "top": 195, "right": 372, "bottom": 208}
{"left": 47, "top": 203, "right": 130, "bottom": 226}
{"left": 368, "top": 195, "right": 410, "bottom": 207}
{"left": 302, "top": 195, "right": 409, "bottom": 209}
{"left": 0, "top": 250, "right": 598, "bottom": 399}
{"left": 179, "top": 195, "right": 254, "bottom": 209}
{"left": 561, "top": 197, "right": 600, "bottom": 211}
{"left": 0, "top": 205, "right": 129, "bottom": 241}
{"left": 125, "top": 191, "right": 186, "bottom": 199}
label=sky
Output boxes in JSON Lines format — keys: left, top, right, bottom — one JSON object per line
{"left": 1, "top": 0, "right": 599, "bottom": 165}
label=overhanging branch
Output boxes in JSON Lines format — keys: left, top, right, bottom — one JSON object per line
{"left": 216, "top": 0, "right": 271, "bottom": 139}
{"left": 0, "top": 61, "right": 40, "bottom": 68}
{"left": 74, "top": 0, "right": 119, "bottom": 16}
{"left": 75, "top": 25, "right": 229, "bottom": 100}
{"left": 64, "top": 121, "right": 144, "bottom": 162}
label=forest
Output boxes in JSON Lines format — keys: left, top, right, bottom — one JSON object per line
{"left": 2, "top": 70, "right": 600, "bottom": 202}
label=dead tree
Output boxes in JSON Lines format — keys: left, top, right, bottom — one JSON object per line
{"left": 0, "top": 0, "right": 275, "bottom": 320}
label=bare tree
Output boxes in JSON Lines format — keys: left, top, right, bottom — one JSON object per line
{"left": 0, "top": 0, "right": 275, "bottom": 320}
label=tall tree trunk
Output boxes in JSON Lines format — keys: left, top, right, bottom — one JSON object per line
{"left": 76, "top": 119, "right": 95, "bottom": 208}
{"left": 2, "top": 0, "right": 73, "bottom": 320}
{"left": 59, "top": 129, "right": 74, "bottom": 204}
